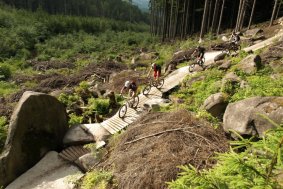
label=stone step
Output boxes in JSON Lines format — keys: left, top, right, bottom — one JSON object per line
{"left": 59, "top": 145, "right": 90, "bottom": 163}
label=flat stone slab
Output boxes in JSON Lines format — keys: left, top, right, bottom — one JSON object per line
{"left": 6, "top": 151, "right": 83, "bottom": 189}
{"left": 63, "top": 124, "right": 95, "bottom": 146}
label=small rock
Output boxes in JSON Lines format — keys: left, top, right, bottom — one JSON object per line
{"left": 76, "top": 153, "right": 99, "bottom": 172}
{"left": 214, "top": 52, "right": 227, "bottom": 62}
{"left": 218, "top": 61, "right": 231, "bottom": 70}
{"left": 223, "top": 72, "right": 241, "bottom": 82}
{"left": 240, "top": 80, "right": 249, "bottom": 88}
{"left": 202, "top": 93, "right": 228, "bottom": 119}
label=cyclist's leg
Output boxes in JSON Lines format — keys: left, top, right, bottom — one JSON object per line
{"left": 157, "top": 69, "right": 161, "bottom": 82}
{"left": 153, "top": 70, "right": 157, "bottom": 81}
{"left": 128, "top": 89, "right": 134, "bottom": 98}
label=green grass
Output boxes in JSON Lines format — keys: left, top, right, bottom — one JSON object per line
{"left": 81, "top": 170, "right": 113, "bottom": 189}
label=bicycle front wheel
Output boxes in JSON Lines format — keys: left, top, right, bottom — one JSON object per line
{"left": 132, "top": 96, "right": 139, "bottom": 108}
{"left": 156, "top": 79, "right": 164, "bottom": 89}
{"left": 118, "top": 104, "right": 127, "bottom": 118}
{"left": 143, "top": 85, "right": 151, "bottom": 95}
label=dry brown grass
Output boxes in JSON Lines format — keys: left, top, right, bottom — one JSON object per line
{"left": 97, "top": 110, "right": 229, "bottom": 189}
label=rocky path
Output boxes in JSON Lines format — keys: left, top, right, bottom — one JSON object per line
{"left": 6, "top": 28, "right": 283, "bottom": 189}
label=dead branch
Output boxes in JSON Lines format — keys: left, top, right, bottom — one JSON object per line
{"left": 125, "top": 127, "right": 187, "bottom": 145}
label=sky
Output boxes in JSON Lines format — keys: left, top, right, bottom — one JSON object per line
{"left": 132, "top": 0, "right": 149, "bottom": 12}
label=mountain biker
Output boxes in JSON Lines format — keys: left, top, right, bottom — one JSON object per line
{"left": 148, "top": 63, "right": 161, "bottom": 81}
{"left": 230, "top": 30, "right": 240, "bottom": 46}
{"left": 120, "top": 80, "right": 137, "bottom": 97}
{"left": 193, "top": 46, "right": 206, "bottom": 66}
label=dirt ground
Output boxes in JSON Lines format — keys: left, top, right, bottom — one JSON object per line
{"left": 97, "top": 110, "right": 229, "bottom": 189}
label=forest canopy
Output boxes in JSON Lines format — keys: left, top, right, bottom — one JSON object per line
{"left": 0, "top": 0, "right": 149, "bottom": 23}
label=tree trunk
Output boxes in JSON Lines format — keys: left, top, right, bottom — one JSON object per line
{"left": 217, "top": 0, "right": 225, "bottom": 35}
{"left": 248, "top": 0, "right": 257, "bottom": 29}
{"left": 191, "top": 1, "right": 196, "bottom": 34}
{"left": 184, "top": 0, "right": 191, "bottom": 37}
{"left": 236, "top": 0, "right": 243, "bottom": 31}
{"left": 200, "top": 0, "right": 209, "bottom": 40}
{"left": 211, "top": 0, "right": 220, "bottom": 33}
{"left": 239, "top": 0, "right": 247, "bottom": 30}
{"left": 270, "top": 0, "right": 279, "bottom": 26}
{"left": 276, "top": 0, "right": 282, "bottom": 19}
{"left": 207, "top": 0, "right": 214, "bottom": 31}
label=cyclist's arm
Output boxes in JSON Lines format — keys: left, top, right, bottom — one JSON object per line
{"left": 120, "top": 86, "right": 126, "bottom": 94}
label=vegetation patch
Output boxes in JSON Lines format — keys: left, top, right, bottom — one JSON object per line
{"left": 80, "top": 170, "right": 113, "bottom": 189}
{"left": 0, "top": 116, "right": 8, "bottom": 152}
{"left": 169, "top": 122, "right": 283, "bottom": 189}
{"left": 95, "top": 110, "right": 229, "bottom": 189}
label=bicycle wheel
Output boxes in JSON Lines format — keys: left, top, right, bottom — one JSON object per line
{"left": 132, "top": 96, "right": 139, "bottom": 108}
{"left": 143, "top": 85, "right": 151, "bottom": 95}
{"left": 189, "top": 64, "right": 195, "bottom": 73}
{"left": 156, "top": 79, "right": 164, "bottom": 89}
{"left": 118, "top": 104, "right": 127, "bottom": 118}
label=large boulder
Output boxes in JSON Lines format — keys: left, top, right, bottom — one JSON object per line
{"left": 6, "top": 151, "right": 83, "bottom": 189}
{"left": 202, "top": 93, "right": 228, "bottom": 119}
{"left": 214, "top": 52, "right": 228, "bottom": 62}
{"left": 244, "top": 28, "right": 263, "bottom": 37}
{"left": 171, "top": 49, "right": 194, "bottom": 64}
{"left": 139, "top": 52, "right": 159, "bottom": 61}
{"left": 236, "top": 54, "right": 261, "bottom": 74}
{"left": 223, "top": 97, "right": 283, "bottom": 137}
{"left": 0, "top": 91, "right": 68, "bottom": 187}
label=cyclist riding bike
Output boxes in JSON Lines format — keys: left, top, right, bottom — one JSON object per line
{"left": 120, "top": 80, "right": 138, "bottom": 97}
{"left": 193, "top": 46, "right": 206, "bottom": 66}
{"left": 148, "top": 63, "right": 162, "bottom": 81}
{"left": 230, "top": 30, "right": 240, "bottom": 46}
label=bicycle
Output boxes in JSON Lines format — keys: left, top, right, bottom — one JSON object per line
{"left": 188, "top": 57, "right": 206, "bottom": 73}
{"left": 222, "top": 42, "right": 241, "bottom": 55}
{"left": 118, "top": 94, "right": 139, "bottom": 118}
{"left": 142, "top": 77, "right": 164, "bottom": 95}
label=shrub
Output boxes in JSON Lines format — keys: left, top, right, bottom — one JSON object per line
{"left": 0, "top": 65, "right": 11, "bottom": 80}
{"left": 0, "top": 116, "right": 8, "bottom": 152}
{"left": 81, "top": 170, "right": 113, "bottom": 189}
{"left": 68, "top": 113, "right": 83, "bottom": 125}
{"left": 88, "top": 98, "right": 110, "bottom": 115}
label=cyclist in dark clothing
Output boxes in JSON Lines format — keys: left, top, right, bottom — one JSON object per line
{"left": 194, "top": 46, "right": 206, "bottom": 59}
{"left": 230, "top": 31, "right": 240, "bottom": 45}
{"left": 192, "top": 46, "right": 206, "bottom": 67}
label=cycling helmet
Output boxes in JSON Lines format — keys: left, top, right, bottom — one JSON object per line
{"left": 151, "top": 63, "right": 156, "bottom": 68}
{"left": 125, "top": 80, "right": 130, "bottom": 88}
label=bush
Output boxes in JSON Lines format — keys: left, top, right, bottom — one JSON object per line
{"left": 0, "top": 65, "right": 11, "bottom": 80}
{"left": 88, "top": 98, "right": 110, "bottom": 115}
{"left": 0, "top": 116, "right": 8, "bottom": 152}
{"left": 68, "top": 113, "right": 83, "bottom": 125}
{"left": 81, "top": 170, "right": 113, "bottom": 189}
